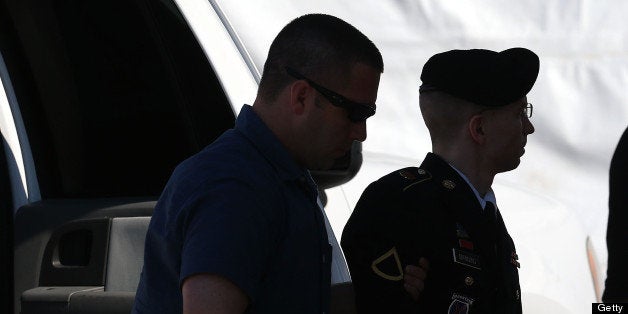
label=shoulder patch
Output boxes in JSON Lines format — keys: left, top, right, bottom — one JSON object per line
{"left": 400, "top": 168, "right": 432, "bottom": 192}
{"left": 371, "top": 247, "right": 404, "bottom": 281}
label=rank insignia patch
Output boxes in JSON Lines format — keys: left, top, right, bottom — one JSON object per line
{"left": 371, "top": 247, "right": 404, "bottom": 281}
{"left": 452, "top": 248, "right": 481, "bottom": 270}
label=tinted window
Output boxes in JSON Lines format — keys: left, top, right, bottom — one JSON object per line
{"left": 2, "top": 0, "right": 234, "bottom": 198}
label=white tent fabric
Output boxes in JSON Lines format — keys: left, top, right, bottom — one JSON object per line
{"left": 217, "top": 1, "right": 628, "bottom": 312}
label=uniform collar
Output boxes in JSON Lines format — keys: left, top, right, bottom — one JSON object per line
{"left": 425, "top": 153, "right": 497, "bottom": 210}
{"left": 447, "top": 164, "right": 497, "bottom": 210}
{"left": 235, "top": 105, "right": 311, "bottom": 183}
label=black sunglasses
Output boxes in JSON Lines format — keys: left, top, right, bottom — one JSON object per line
{"left": 285, "top": 67, "right": 376, "bottom": 122}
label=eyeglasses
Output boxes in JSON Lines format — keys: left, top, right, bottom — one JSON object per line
{"left": 285, "top": 67, "right": 376, "bottom": 122}
{"left": 477, "top": 102, "right": 533, "bottom": 119}
{"left": 523, "top": 103, "right": 533, "bottom": 118}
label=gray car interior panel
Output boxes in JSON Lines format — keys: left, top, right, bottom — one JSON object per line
{"left": 21, "top": 287, "right": 104, "bottom": 314}
{"left": 39, "top": 219, "right": 111, "bottom": 287}
{"left": 105, "top": 217, "right": 150, "bottom": 292}
{"left": 68, "top": 290, "right": 137, "bottom": 314}
{"left": 21, "top": 216, "right": 151, "bottom": 313}
{"left": 15, "top": 199, "right": 154, "bottom": 313}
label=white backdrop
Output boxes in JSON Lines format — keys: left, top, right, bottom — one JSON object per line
{"left": 218, "top": 1, "right": 628, "bottom": 312}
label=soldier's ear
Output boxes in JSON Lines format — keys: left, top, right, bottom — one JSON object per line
{"left": 468, "top": 114, "right": 486, "bottom": 144}
{"left": 288, "top": 80, "right": 312, "bottom": 116}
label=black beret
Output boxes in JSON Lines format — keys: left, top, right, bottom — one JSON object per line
{"left": 420, "top": 48, "right": 539, "bottom": 107}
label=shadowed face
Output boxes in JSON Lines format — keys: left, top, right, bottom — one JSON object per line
{"left": 299, "top": 63, "right": 381, "bottom": 170}
{"left": 482, "top": 97, "right": 535, "bottom": 173}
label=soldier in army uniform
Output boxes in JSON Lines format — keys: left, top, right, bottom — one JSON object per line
{"left": 342, "top": 48, "right": 539, "bottom": 313}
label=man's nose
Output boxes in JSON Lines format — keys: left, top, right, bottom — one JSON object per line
{"left": 524, "top": 116, "right": 535, "bottom": 135}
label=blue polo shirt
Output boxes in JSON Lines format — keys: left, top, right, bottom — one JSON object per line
{"left": 133, "top": 105, "right": 332, "bottom": 313}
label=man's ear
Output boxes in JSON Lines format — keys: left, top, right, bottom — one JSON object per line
{"left": 288, "top": 80, "right": 311, "bottom": 116}
{"left": 468, "top": 114, "right": 486, "bottom": 144}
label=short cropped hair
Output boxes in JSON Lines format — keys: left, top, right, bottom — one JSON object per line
{"left": 258, "top": 14, "right": 384, "bottom": 102}
{"left": 419, "top": 91, "right": 486, "bottom": 144}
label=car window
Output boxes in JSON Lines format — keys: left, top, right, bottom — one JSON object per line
{"left": 4, "top": 0, "right": 234, "bottom": 199}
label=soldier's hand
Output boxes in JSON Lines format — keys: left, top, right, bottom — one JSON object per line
{"left": 403, "top": 257, "right": 430, "bottom": 301}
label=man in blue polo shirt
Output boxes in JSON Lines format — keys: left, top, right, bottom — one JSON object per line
{"left": 133, "top": 14, "right": 384, "bottom": 313}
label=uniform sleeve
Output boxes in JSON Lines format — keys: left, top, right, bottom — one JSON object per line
{"left": 178, "top": 177, "right": 281, "bottom": 302}
{"left": 342, "top": 182, "right": 425, "bottom": 313}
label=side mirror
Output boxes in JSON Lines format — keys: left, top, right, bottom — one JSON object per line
{"left": 311, "top": 141, "right": 362, "bottom": 190}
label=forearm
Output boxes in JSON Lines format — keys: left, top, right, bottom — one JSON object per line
{"left": 182, "top": 273, "right": 249, "bottom": 314}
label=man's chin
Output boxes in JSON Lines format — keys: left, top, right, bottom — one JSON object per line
{"left": 507, "top": 159, "right": 522, "bottom": 172}
{"left": 308, "top": 149, "right": 352, "bottom": 171}
{"left": 308, "top": 159, "right": 336, "bottom": 171}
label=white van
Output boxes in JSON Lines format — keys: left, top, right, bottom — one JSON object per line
{"left": 0, "top": 1, "right": 601, "bottom": 313}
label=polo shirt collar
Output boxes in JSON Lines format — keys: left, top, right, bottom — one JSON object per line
{"left": 235, "top": 105, "right": 309, "bottom": 182}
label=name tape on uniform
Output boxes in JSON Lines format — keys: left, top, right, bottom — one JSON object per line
{"left": 452, "top": 248, "right": 481, "bottom": 270}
